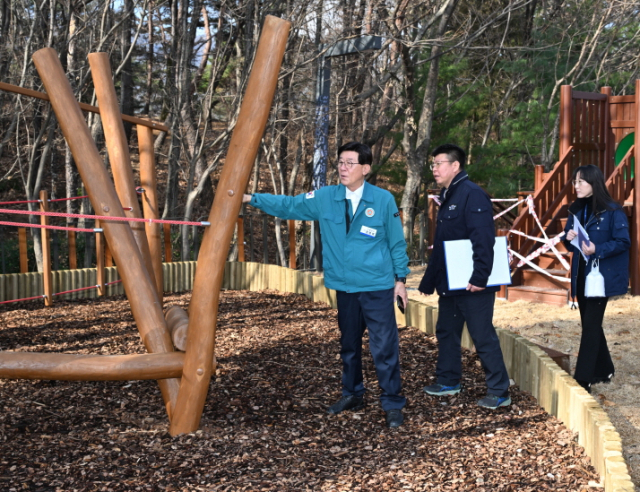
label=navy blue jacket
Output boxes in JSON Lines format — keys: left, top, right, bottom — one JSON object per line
{"left": 419, "top": 171, "right": 499, "bottom": 297}
{"left": 563, "top": 198, "right": 630, "bottom": 298}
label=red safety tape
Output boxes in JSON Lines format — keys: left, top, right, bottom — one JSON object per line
{"left": 0, "top": 220, "right": 101, "bottom": 233}
{"left": 0, "top": 207, "right": 210, "bottom": 227}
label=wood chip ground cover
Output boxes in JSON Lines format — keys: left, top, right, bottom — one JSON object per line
{"left": 1, "top": 291, "right": 599, "bottom": 491}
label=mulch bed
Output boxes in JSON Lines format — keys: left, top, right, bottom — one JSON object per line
{"left": 0, "top": 290, "right": 600, "bottom": 491}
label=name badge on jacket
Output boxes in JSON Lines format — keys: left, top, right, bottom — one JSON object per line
{"left": 360, "top": 226, "right": 377, "bottom": 237}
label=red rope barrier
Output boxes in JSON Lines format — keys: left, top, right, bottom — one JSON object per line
{"left": 0, "top": 207, "right": 210, "bottom": 227}
{"left": 53, "top": 279, "right": 122, "bottom": 297}
{"left": 0, "top": 199, "right": 41, "bottom": 206}
{"left": 0, "top": 220, "right": 101, "bottom": 233}
{"left": 48, "top": 195, "right": 89, "bottom": 203}
{"left": 0, "top": 294, "right": 45, "bottom": 305}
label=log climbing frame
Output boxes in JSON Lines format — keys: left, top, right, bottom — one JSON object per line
{"left": 0, "top": 15, "right": 291, "bottom": 436}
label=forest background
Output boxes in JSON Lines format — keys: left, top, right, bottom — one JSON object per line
{"left": 1, "top": 0, "right": 639, "bottom": 273}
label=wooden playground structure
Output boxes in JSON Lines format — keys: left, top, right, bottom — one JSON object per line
{"left": 0, "top": 15, "right": 291, "bottom": 436}
{"left": 503, "top": 84, "right": 640, "bottom": 305}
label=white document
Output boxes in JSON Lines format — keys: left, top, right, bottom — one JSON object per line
{"left": 570, "top": 215, "right": 591, "bottom": 262}
{"left": 443, "top": 236, "right": 512, "bottom": 290}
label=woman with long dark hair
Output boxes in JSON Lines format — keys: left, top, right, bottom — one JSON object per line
{"left": 564, "top": 165, "right": 630, "bottom": 393}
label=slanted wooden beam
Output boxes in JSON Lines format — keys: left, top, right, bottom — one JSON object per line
{"left": 169, "top": 15, "right": 291, "bottom": 436}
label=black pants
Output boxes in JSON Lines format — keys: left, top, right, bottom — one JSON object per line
{"left": 435, "top": 291, "right": 510, "bottom": 397}
{"left": 574, "top": 262, "right": 614, "bottom": 383}
{"left": 336, "top": 288, "right": 406, "bottom": 411}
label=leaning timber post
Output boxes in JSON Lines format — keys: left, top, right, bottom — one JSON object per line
{"left": 169, "top": 15, "right": 291, "bottom": 435}
{"left": 632, "top": 80, "right": 640, "bottom": 295}
{"left": 163, "top": 223, "right": 172, "bottom": 262}
{"left": 88, "top": 53, "right": 158, "bottom": 292}
{"left": 18, "top": 227, "right": 28, "bottom": 273}
{"left": 237, "top": 216, "right": 245, "bottom": 262}
{"left": 32, "top": 47, "right": 180, "bottom": 418}
{"left": 138, "top": 124, "right": 164, "bottom": 300}
{"left": 39, "top": 191, "right": 53, "bottom": 306}
{"left": 95, "top": 219, "right": 105, "bottom": 296}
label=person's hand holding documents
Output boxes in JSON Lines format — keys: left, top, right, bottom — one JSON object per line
{"left": 567, "top": 216, "right": 594, "bottom": 261}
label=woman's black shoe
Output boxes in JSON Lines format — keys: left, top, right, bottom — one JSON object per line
{"left": 576, "top": 380, "right": 592, "bottom": 394}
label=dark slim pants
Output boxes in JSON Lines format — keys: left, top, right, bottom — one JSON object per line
{"left": 435, "top": 291, "right": 510, "bottom": 397}
{"left": 336, "top": 288, "right": 406, "bottom": 411}
{"left": 575, "top": 265, "right": 614, "bottom": 383}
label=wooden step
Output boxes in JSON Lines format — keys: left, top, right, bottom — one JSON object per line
{"left": 522, "top": 268, "right": 570, "bottom": 290}
{"left": 507, "top": 285, "right": 569, "bottom": 306}
{"left": 537, "top": 250, "right": 571, "bottom": 269}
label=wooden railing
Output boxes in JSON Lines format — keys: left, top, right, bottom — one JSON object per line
{"left": 606, "top": 145, "right": 634, "bottom": 204}
{"left": 509, "top": 146, "right": 576, "bottom": 272}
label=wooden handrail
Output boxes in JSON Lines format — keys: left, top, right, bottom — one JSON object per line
{"left": 0, "top": 81, "right": 169, "bottom": 132}
{"left": 606, "top": 145, "right": 634, "bottom": 204}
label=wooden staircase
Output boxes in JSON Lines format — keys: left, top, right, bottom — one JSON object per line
{"left": 504, "top": 84, "right": 638, "bottom": 305}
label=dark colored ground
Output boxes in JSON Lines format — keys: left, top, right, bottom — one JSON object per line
{"left": 0, "top": 290, "right": 599, "bottom": 491}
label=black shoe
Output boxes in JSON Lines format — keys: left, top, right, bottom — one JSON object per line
{"left": 576, "top": 380, "right": 592, "bottom": 394}
{"left": 385, "top": 409, "right": 404, "bottom": 428}
{"left": 327, "top": 395, "right": 364, "bottom": 415}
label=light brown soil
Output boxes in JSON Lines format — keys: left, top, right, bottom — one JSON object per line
{"left": 407, "top": 265, "right": 640, "bottom": 490}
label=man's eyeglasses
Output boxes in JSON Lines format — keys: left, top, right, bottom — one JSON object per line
{"left": 430, "top": 160, "right": 451, "bottom": 171}
{"left": 337, "top": 160, "right": 362, "bottom": 169}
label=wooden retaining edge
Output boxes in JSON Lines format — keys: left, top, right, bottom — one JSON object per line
{"left": 0, "top": 261, "right": 634, "bottom": 491}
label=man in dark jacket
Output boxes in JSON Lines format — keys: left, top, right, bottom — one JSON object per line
{"left": 418, "top": 143, "right": 511, "bottom": 409}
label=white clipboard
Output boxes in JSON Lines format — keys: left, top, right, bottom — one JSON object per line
{"left": 443, "top": 236, "right": 512, "bottom": 290}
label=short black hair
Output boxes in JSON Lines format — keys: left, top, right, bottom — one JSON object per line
{"left": 338, "top": 141, "right": 373, "bottom": 165}
{"left": 431, "top": 143, "right": 466, "bottom": 169}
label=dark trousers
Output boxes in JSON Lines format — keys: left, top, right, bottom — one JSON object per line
{"left": 435, "top": 291, "right": 510, "bottom": 397}
{"left": 575, "top": 265, "right": 614, "bottom": 383}
{"left": 336, "top": 288, "right": 406, "bottom": 411}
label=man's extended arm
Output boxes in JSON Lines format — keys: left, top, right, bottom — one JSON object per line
{"left": 243, "top": 191, "right": 321, "bottom": 221}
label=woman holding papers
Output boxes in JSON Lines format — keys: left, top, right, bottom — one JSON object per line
{"left": 564, "top": 165, "right": 630, "bottom": 394}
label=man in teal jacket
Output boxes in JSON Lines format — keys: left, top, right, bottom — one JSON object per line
{"left": 243, "top": 142, "right": 410, "bottom": 428}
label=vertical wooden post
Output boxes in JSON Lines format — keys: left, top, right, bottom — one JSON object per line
{"left": 95, "top": 219, "right": 105, "bottom": 296}
{"left": 560, "top": 85, "right": 573, "bottom": 161}
{"left": 19, "top": 227, "right": 28, "bottom": 273}
{"left": 33, "top": 47, "right": 180, "bottom": 418}
{"left": 169, "top": 15, "right": 290, "bottom": 436}
{"left": 138, "top": 124, "right": 164, "bottom": 300}
{"left": 631, "top": 80, "right": 640, "bottom": 295}
{"left": 68, "top": 231, "right": 77, "bottom": 269}
{"left": 105, "top": 240, "right": 113, "bottom": 267}
{"left": 163, "top": 223, "right": 172, "bottom": 262}
{"left": 237, "top": 216, "right": 245, "bottom": 262}
{"left": 600, "top": 86, "right": 612, "bottom": 178}
{"left": 534, "top": 165, "right": 544, "bottom": 192}
{"left": 40, "top": 191, "right": 53, "bottom": 306}
{"left": 288, "top": 219, "right": 296, "bottom": 269}
{"left": 89, "top": 53, "right": 158, "bottom": 292}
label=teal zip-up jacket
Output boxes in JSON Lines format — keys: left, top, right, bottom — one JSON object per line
{"left": 250, "top": 182, "right": 410, "bottom": 293}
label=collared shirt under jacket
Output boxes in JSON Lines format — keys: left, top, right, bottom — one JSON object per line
{"left": 250, "top": 182, "right": 410, "bottom": 293}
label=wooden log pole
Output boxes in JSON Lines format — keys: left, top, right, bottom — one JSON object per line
{"left": 68, "top": 230, "right": 77, "bottom": 269}
{"left": 88, "top": 53, "right": 158, "bottom": 292}
{"left": 39, "top": 191, "right": 53, "bottom": 306}
{"left": 32, "top": 47, "right": 180, "bottom": 418}
{"left": 95, "top": 219, "right": 105, "bottom": 296}
{"left": 169, "top": 15, "right": 291, "bottom": 436}
{"left": 138, "top": 124, "right": 164, "bottom": 299}
{"left": 19, "top": 227, "right": 28, "bottom": 273}
{"left": 288, "top": 220, "right": 296, "bottom": 269}
{"left": 237, "top": 216, "right": 245, "bottom": 262}
{"left": 163, "top": 223, "right": 172, "bottom": 262}
{"left": 0, "top": 352, "right": 184, "bottom": 380}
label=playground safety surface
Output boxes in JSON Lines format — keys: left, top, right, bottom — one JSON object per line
{"left": 1, "top": 290, "right": 601, "bottom": 491}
